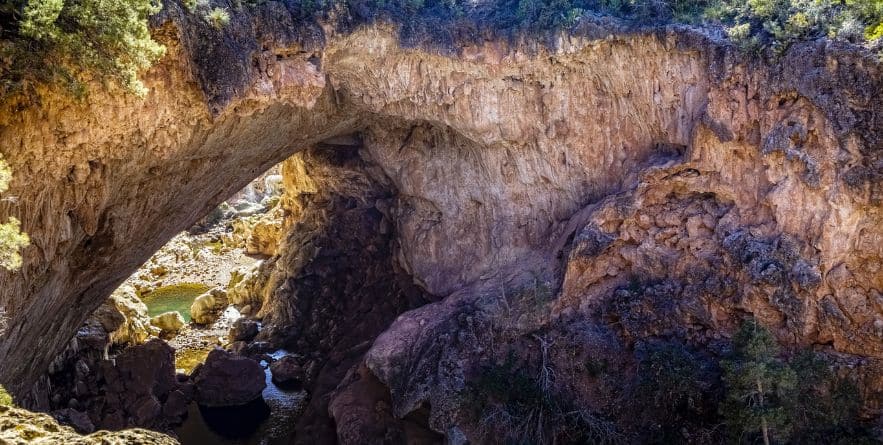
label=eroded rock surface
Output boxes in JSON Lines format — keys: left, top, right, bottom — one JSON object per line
{"left": 0, "top": 405, "right": 177, "bottom": 444}
{"left": 0, "top": 3, "right": 879, "bottom": 444}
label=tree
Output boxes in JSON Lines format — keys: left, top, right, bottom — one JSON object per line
{"left": 0, "top": 155, "right": 27, "bottom": 271}
{"left": 2, "top": 0, "right": 165, "bottom": 97}
{"left": 719, "top": 319, "right": 796, "bottom": 444}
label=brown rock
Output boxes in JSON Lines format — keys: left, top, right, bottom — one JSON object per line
{"left": 229, "top": 318, "right": 259, "bottom": 342}
{"left": 269, "top": 355, "right": 304, "bottom": 386}
{"left": 192, "top": 349, "right": 266, "bottom": 407}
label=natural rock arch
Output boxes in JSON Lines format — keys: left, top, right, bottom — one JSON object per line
{"left": 0, "top": 9, "right": 880, "bottom": 417}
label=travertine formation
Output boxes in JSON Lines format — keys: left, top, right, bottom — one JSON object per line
{"left": 0, "top": 3, "right": 879, "bottom": 443}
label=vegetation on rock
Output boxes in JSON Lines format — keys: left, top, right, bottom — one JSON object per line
{"left": 0, "top": 0, "right": 879, "bottom": 96}
{"left": 719, "top": 319, "right": 874, "bottom": 444}
{"left": 0, "top": 0, "right": 165, "bottom": 97}
{"left": 469, "top": 352, "right": 622, "bottom": 445}
{"left": 0, "top": 156, "right": 28, "bottom": 271}
{"left": 0, "top": 386, "right": 12, "bottom": 406}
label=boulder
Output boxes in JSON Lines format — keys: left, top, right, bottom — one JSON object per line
{"left": 269, "top": 354, "right": 304, "bottom": 386}
{"left": 192, "top": 349, "right": 266, "bottom": 407}
{"left": 227, "top": 260, "right": 274, "bottom": 310}
{"left": 189, "top": 288, "right": 229, "bottom": 325}
{"left": 86, "top": 286, "right": 158, "bottom": 345}
{"left": 150, "top": 312, "right": 185, "bottom": 336}
{"left": 229, "top": 318, "right": 259, "bottom": 342}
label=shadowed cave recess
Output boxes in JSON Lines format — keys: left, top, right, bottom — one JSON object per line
{"left": 0, "top": 1, "right": 882, "bottom": 444}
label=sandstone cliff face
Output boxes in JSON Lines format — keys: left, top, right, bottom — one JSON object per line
{"left": 0, "top": 2, "right": 879, "bottom": 442}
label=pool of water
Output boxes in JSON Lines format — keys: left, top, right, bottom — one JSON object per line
{"left": 174, "top": 353, "right": 307, "bottom": 445}
{"left": 141, "top": 283, "right": 209, "bottom": 323}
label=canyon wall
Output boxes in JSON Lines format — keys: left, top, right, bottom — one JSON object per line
{"left": 0, "top": 2, "right": 880, "bottom": 441}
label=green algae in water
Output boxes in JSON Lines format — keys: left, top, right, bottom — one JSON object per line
{"left": 176, "top": 348, "right": 212, "bottom": 374}
{"left": 141, "top": 283, "right": 209, "bottom": 323}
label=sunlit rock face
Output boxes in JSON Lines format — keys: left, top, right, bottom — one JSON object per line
{"left": 0, "top": 2, "right": 879, "bottom": 442}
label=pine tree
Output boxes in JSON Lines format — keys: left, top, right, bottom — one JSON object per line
{"left": 719, "top": 319, "right": 796, "bottom": 444}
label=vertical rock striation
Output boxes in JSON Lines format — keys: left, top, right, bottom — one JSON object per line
{"left": 0, "top": 4, "right": 878, "bottom": 442}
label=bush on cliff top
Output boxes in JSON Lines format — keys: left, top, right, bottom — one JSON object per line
{"left": 0, "top": 0, "right": 165, "bottom": 98}
{"left": 0, "top": 0, "right": 880, "bottom": 98}
{"left": 333, "top": 0, "right": 883, "bottom": 49}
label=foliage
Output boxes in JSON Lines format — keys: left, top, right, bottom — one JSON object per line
{"left": 471, "top": 352, "right": 621, "bottom": 445}
{"left": 1, "top": 0, "right": 880, "bottom": 96}
{"left": 333, "top": 0, "right": 883, "bottom": 56}
{"left": 0, "top": 385, "right": 12, "bottom": 406}
{"left": 630, "top": 341, "right": 721, "bottom": 443}
{"left": 719, "top": 319, "right": 797, "bottom": 443}
{"left": 1, "top": 0, "right": 165, "bottom": 97}
{"left": 0, "top": 156, "right": 28, "bottom": 271}
{"left": 704, "top": 0, "right": 883, "bottom": 53}
{"left": 719, "top": 319, "right": 874, "bottom": 444}
{"left": 205, "top": 6, "right": 230, "bottom": 28}
{"left": 784, "top": 351, "right": 876, "bottom": 443}
{"left": 636, "top": 341, "right": 714, "bottom": 414}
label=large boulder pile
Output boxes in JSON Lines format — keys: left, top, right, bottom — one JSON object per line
{"left": 36, "top": 338, "right": 192, "bottom": 433}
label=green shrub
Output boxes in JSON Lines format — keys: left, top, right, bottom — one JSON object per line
{"left": 0, "top": 156, "right": 28, "bottom": 271}
{"left": 205, "top": 6, "right": 230, "bottom": 28}
{"left": 719, "top": 319, "right": 875, "bottom": 444}
{"left": 719, "top": 319, "right": 797, "bottom": 444}
{"left": 471, "top": 352, "right": 621, "bottom": 445}
{"left": 14, "top": 0, "right": 166, "bottom": 96}
{"left": 702, "top": 0, "right": 883, "bottom": 54}
{"left": 0, "top": 385, "right": 13, "bottom": 406}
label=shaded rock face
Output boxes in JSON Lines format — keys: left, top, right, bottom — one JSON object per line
{"left": 192, "top": 348, "right": 265, "bottom": 407}
{"left": 0, "top": 4, "right": 878, "bottom": 444}
{"left": 254, "top": 144, "right": 434, "bottom": 442}
{"left": 24, "top": 338, "right": 189, "bottom": 434}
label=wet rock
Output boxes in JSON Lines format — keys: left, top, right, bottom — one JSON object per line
{"left": 269, "top": 354, "right": 304, "bottom": 386}
{"left": 192, "top": 349, "right": 266, "bottom": 407}
{"left": 150, "top": 312, "right": 185, "bottom": 336}
{"left": 229, "top": 318, "right": 259, "bottom": 342}
{"left": 51, "top": 408, "right": 94, "bottom": 434}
